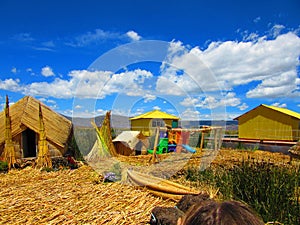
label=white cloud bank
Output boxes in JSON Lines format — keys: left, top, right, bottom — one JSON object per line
{"left": 180, "top": 92, "right": 241, "bottom": 109}
{"left": 0, "top": 69, "right": 153, "bottom": 99}
{"left": 158, "top": 31, "right": 300, "bottom": 99}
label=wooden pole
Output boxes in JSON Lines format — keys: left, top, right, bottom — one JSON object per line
{"left": 151, "top": 127, "right": 160, "bottom": 163}
{"left": 214, "top": 129, "right": 218, "bottom": 151}
{"left": 200, "top": 131, "right": 205, "bottom": 151}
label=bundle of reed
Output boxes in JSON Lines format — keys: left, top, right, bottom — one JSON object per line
{"left": 127, "top": 169, "right": 199, "bottom": 200}
{"left": 36, "top": 103, "right": 52, "bottom": 169}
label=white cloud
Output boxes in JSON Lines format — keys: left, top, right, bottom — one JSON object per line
{"left": 269, "top": 24, "right": 285, "bottom": 38}
{"left": 253, "top": 17, "right": 261, "bottom": 23}
{"left": 246, "top": 70, "right": 300, "bottom": 98}
{"left": 196, "top": 92, "right": 241, "bottom": 109}
{"left": 96, "top": 108, "right": 106, "bottom": 115}
{"left": 180, "top": 108, "right": 200, "bottom": 120}
{"left": 105, "top": 69, "right": 153, "bottom": 97}
{"left": 144, "top": 94, "right": 156, "bottom": 102}
{"left": 0, "top": 69, "right": 153, "bottom": 99}
{"left": 242, "top": 32, "right": 260, "bottom": 42}
{"left": 0, "top": 78, "right": 21, "bottom": 92}
{"left": 11, "top": 67, "right": 17, "bottom": 74}
{"left": 180, "top": 97, "right": 199, "bottom": 107}
{"left": 272, "top": 102, "right": 287, "bottom": 108}
{"left": 38, "top": 98, "right": 47, "bottom": 102}
{"left": 126, "top": 30, "right": 141, "bottom": 41}
{"left": 153, "top": 106, "right": 161, "bottom": 110}
{"left": 47, "top": 100, "right": 56, "bottom": 105}
{"left": 159, "top": 32, "right": 300, "bottom": 99}
{"left": 26, "top": 68, "right": 35, "bottom": 75}
{"left": 66, "top": 29, "right": 141, "bottom": 47}
{"left": 156, "top": 72, "right": 198, "bottom": 95}
{"left": 41, "top": 66, "right": 55, "bottom": 77}
{"left": 75, "top": 105, "right": 82, "bottom": 109}
{"left": 66, "top": 29, "right": 120, "bottom": 47}
{"left": 238, "top": 103, "right": 248, "bottom": 110}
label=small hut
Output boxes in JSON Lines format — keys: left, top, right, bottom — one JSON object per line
{"left": 113, "top": 131, "right": 149, "bottom": 156}
{"left": 130, "top": 110, "right": 179, "bottom": 136}
{"left": 0, "top": 96, "right": 72, "bottom": 159}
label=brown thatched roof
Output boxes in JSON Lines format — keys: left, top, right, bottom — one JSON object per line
{"left": 0, "top": 96, "right": 72, "bottom": 151}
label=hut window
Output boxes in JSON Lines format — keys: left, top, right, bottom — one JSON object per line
{"left": 152, "top": 119, "right": 165, "bottom": 127}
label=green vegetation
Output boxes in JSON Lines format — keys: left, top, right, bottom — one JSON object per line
{"left": 184, "top": 160, "right": 300, "bottom": 225}
{"left": 0, "top": 161, "right": 8, "bottom": 172}
{"left": 67, "top": 134, "right": 85, "bottom": 161}
{"left": 72, "top": 127, "right": 97, "bottom": 156}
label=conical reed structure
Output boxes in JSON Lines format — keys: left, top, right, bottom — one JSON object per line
{"left": 87, "top": 111, "right": 118, "bottom": 161}
{"left": 36, "top": 103, "right": 52, "bottom": 168}
{"left": 3, "top": 95, "right": 16, "bottom": 169}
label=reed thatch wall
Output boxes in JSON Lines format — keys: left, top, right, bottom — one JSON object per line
{"left": 0, "top": 96, "right": 72, "bottom": 155}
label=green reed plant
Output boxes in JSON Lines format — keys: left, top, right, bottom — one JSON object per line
{"left": 184, "top": 160, "right": 300, "bottom": 225}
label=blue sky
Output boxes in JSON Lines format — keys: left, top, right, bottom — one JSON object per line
{"left": 0, "top": 0, "right": 299, "bottom": 121}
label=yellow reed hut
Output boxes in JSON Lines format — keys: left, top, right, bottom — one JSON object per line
{"left": 0, "top": 96, "right": 72, "bottom": 159}
{"left": 234, "top": 104, "right": 300, "bottom": 141}
{"left": 130, "top": 109, "right": 179, "bottom": 136}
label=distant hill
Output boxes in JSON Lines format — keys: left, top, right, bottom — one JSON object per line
{"left": 64, "top": 114, "right": 130, "bottom": 129}
{"left": 64, "top": 114, "right": 237, "bottom": 131}
{"left": 180, "top": 120, "right": 238, "bottom": 130}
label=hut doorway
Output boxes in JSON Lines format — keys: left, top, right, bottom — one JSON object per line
{"left": 22, "top": 128, "right": 37, "bottom": 158}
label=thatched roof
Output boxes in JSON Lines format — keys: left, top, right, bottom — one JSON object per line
{"left": 0, "top": 96, "right": 72, "bottom": 151}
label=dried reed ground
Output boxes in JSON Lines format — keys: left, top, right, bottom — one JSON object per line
{"left": 0, "top": 165, "right": 174, "bottom": 225}
{"left": 0, "top": 149, "right": 295, "bottom": 225}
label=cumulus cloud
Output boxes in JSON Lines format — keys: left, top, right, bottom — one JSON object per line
{"left": 246, "top": 70, "right": 300, "bottom": 98}
{"left": 126, "top": 30, "right": 141, "bottom": 41}
{"left": 159, "top": 31, "right": 300, "bottom": 99}
{"left": 196, "top": 92, "right": 241, "bottom": 109}
{"left": 0, "top": 78, "right": 21, "bottom": 92}
{"left": 41, "top": 66, "right": 55, "bottom": 77}
{"left": 180, "top": 97, "right": 199, "bottom": 107}
{"left": 180, "top": 108, "right": 201, "bottom": 120}
{"left": 0, "top": 69, "right": 153, "bottom": 99}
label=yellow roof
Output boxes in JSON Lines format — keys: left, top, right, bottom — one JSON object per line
{"left": 262, "top": 104, "right": 300, "bottom": 119}
{"left": 130, "top": 109, "right": 179, "bottom": 120}
{"left": 235, "top": 104, "right": 300, "bottom": 120}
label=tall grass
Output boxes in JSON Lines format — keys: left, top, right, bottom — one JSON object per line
{"left": 185, "top": 160, "right": 300, "bottom": 225}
